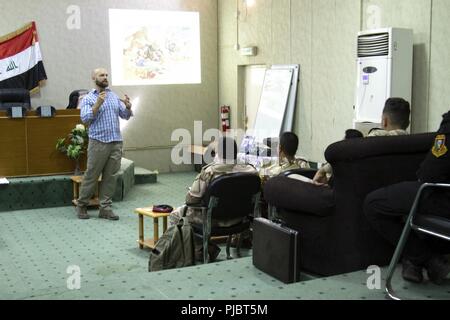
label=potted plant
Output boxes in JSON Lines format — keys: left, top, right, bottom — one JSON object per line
{"left": 56, "top": 124, "right": 88, "bottom": 175}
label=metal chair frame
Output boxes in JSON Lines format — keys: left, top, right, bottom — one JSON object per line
{"left": 187, "top": 193, "right": 261, "bottom": 264}
{"left": 385, "top": 183, "right": 450, "bottom": 300}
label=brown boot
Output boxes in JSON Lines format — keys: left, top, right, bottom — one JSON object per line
{"left": 76, "top": 206, "right": 90, "bottom": 220}
{"left": 99, "top": 208, "right": 119, "bottom": 221}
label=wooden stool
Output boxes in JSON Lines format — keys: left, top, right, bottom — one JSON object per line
{"left": 134, "top": 207, "right": 170, "bottom": 250}
{"left": 71, "top": 175, "right": 101, "bottom": 207}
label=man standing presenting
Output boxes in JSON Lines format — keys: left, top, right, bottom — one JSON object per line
{"left": 76, "top": 68, "right": 133, "bottom": 220}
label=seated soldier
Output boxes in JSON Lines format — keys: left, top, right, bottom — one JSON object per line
{"left": 262, "top": 132, "right": 309, "bottom": 179}
{"left": 313, "top": 97, "right": 411, "bottom": 186}
{"left": 364, "top": 110, "right": 450, "bottom": 284}
{"left": 312, "top": 129, "right": 364, "bottom": 186}
{"left": 367, "top": 97, "right": 411, "bottom": 137}
{"left": 169, "top": 136, "right": 257, "bottom": 261}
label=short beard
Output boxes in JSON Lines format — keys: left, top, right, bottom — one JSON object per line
{"left": 96, "top": 80, "right": 108, "bottom": 89}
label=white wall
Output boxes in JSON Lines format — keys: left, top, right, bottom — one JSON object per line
{"left": 219, "top": 0, "right": 449, "bottom": 163}
{"left": 0, "top": 0, "right": 219, "bottom": 173}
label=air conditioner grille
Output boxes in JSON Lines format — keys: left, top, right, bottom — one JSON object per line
{"left": 358, "top": 32, "right": 389, "bottom": 57}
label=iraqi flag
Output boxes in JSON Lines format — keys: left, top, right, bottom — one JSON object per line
{"left": 0, "top": 22, "right": 47, "bottom": 94}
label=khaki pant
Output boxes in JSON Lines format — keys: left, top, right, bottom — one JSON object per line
{"left": 77, "top": 139, "right": 122, "bottom": 210}
{"left": 169, "top": 205, "right": 243, "bottom": 228}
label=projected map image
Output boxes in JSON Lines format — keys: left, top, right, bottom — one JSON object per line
{"left": 109, "top": 9, "right": 201, "bottom": 86}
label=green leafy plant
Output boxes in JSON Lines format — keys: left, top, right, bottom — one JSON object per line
{"left": 56, "top": 124, "right": 89, "bottom": 160}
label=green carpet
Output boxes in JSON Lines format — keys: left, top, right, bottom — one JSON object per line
{"left": 0, "top": 158, "right": 135, "bottom": 212}
{"left": 1, "top": 172, "right": 449, "bottom": 300}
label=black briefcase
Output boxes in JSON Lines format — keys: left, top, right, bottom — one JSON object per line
{"left": 252, "top": 218, "right": 301, "bottom": 284}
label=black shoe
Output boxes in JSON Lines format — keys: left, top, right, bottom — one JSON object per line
{"left": 195, "top": 245, "right": 221, "bottom": 262}
{"left": 425, "top": 255, "right": 450, "bottom": 285}
{"left": 208, "top": 244, "right": 221, "bottom": 262}
{"left": 195, "top": 248, "right": 203, "bottom": 262}
{"left": 402, "top": 259, "right": 423, "bottom": 283}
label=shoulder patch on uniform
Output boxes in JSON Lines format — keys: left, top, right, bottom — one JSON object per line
{"left": 432, "top": 134, "right": 448, "bottom": 158}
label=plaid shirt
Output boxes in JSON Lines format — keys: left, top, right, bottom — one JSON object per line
{"left": 80, "top": 88, "right": 132, "bottom": 143}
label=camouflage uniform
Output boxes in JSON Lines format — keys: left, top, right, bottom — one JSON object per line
{"left": 170, "top": 161, "right": 257, "bottom": 227}
{"left": 368, "top": 129, "right": 409, "bottom": 137}
{"left": 262, "top": 157, "right": 309, "bottom": 179}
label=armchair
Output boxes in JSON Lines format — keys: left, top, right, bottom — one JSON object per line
{"left": 281, "top": 167, "right": 317, "bottom": 179}
{"left": 67, "top": 89, "right": 88, "bottom": 109}
{"left": 186, "top": 173, "right": 261, "bottom": 263}
{"left": 264, "top": 133, "right": 436, "bottom": 276}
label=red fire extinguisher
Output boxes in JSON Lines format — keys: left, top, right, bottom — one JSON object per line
{"left": 220, "top": 105, "right": 231, "bottom": 132}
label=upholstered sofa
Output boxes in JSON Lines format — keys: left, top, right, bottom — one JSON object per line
{"left": 263, "top": 133, "right": 436, "bottom": 276}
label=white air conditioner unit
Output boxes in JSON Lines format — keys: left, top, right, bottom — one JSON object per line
{"left": 354, "top": 28, "right": 413, "bottom": 128}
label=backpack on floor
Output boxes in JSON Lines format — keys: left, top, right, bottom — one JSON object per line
{"left": 148, "top": 217, "right": 196, "bottom": 272}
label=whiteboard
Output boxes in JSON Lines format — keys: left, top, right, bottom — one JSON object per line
{"left": 273, "top": 64, "right": 300, "bottom": 132}
{"left": 252, "top": 68, "right": 293, "bottom": 143}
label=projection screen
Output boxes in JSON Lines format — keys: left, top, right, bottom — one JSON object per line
{"left": 109, "top": 9, "right": 201, "bottom": 86}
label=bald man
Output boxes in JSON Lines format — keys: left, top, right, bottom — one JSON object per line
{"left": 76, "top": 68, "right": 133, "bottom": 220}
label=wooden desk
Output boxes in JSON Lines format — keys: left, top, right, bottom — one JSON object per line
{"left": 0, "top": 118, "right": 27, "bottom": 176}
{"left": 134, "top": 207, "right": 170, "bottom": 249}
{"left": 0, "top": 109, "right": 86, "bottom": 177}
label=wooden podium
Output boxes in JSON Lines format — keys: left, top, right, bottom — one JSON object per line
{"left": 0, "top": 109, "right": 86, "bottom": 177}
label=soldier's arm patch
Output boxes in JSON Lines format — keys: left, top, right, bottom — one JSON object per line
{"left": 432, "top": 135, "right": 448, "bottom": 158}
